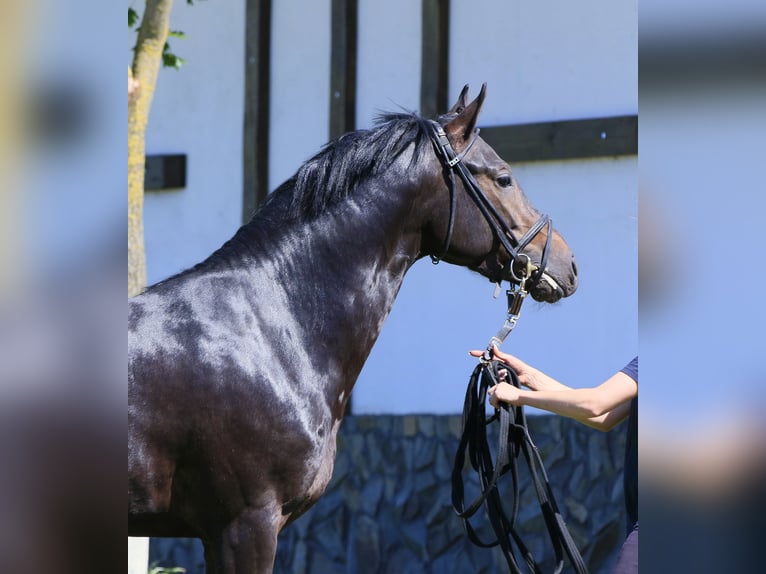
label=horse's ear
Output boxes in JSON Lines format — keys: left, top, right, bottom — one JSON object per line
{"left": 444, "top": 83, "right": 486, "bottom": 151}
{"left": 446, "top": 84, "right": 470, "bottom": 115}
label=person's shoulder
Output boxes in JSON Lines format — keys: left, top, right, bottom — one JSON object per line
{"left": 620, "top": 356, "right": 638, "bottom": 383}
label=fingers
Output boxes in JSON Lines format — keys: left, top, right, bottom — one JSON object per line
{"left": 492, "top": 346, "right": 524, "bottom": 369}
{"left": 487, "top": 385, "right": 500, "bottom": 409}
{"left": 469, "top": 347, "right": 515, "bottom": 362}
{"left": 491, "top": 345, "right": 509, "bottom": 361}
{"left": 470, "top": 347, "right": 528, "bottom": 376}
{"left": 470, "top": 346, "right": 507, "bottom": 359}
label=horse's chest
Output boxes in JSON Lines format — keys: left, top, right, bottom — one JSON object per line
{"left": 304, "top": 418, "right": 342, "bottom": 502}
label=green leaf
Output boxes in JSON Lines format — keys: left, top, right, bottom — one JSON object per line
{"left": 163, "top": 41, "right": 186, "bottom": 69}
{"left": 162, "top": 52, "right": 186, "bottom": 70}
{"left": 168, "top": 30, "right": 187, "bottom": 39}
{"left": 128, "top": 8, "right": 139, "bottom": 28}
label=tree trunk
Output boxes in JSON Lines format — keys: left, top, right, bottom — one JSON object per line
{"left": 128, "top": 0, "right": 174, "bottom": 297}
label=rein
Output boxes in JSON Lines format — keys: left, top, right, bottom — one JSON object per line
{"left": 451, "top": 357, "right": 589, "bottom": 574}
{"left": 453, "top": 280, "right": 589, "bottom": 574}
{"left": 426, "top": 121, "right": 588, "bottom": 573}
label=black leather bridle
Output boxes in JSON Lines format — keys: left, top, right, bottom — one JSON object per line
{"left": 427, "top": 121, "right": 553, "bottom": 288}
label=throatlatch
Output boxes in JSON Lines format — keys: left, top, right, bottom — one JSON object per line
{"left": 451, "top": 266, "right": 589, "bottom": 574}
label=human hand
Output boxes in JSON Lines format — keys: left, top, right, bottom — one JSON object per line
{"left": 469, "top": 346, "right": 545, "bottom": 391}
{"left": 487, "top": 383, "right": 523, "bottom": 408}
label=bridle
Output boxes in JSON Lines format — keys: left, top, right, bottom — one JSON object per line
{"left": 426, "top": 120, "right": 555, "bottom": 352}
{"left": 426, "top": 121, "right": 553, "bottom": 290}
{"left": 427, "top": 121, "right": 589, "bottom": 573}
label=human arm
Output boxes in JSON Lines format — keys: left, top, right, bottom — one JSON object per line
{"left": 486, "top": 370, "right": 637, "bottom": 428}
{"left": 568, "top": 395, "right": 632, "bottom": 431}
{"left": 469, "top": 347, "right": 636, "bottom": 430}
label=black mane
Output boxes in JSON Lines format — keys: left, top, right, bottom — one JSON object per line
{"left": 263, "top": 112, "right": 436, "bottom": 221}
{"left": 146, "top": 113, "right": 441, "bottom": 291}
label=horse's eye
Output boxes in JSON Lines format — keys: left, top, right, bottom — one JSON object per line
{"left": 496, "top": 174, "right": 513, "bottom": 188}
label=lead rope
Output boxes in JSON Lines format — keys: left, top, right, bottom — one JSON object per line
{"left": 451, "top": 275, "right": 589, "bottom": 574}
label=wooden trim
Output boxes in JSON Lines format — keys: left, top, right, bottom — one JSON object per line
{"left": 420, "top": 0, "right": 450, "bottom": 119}
{"left": 479, "top": 115, "right": 638, "bottom": 163}
{"left": 640, "top": 29, "right": 766, "bottom": 86}
{"left": 329, "top": 0, "right": 358, "bottom": 139}
{"left": 243, "top": 0, "right": 272, "bottom": 222}
{"left": 329, "top": 0, "right": 359, "bottom": 416}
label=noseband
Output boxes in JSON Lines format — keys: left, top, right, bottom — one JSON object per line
{"left": 427, "top": 122, "right": 553, "bottom": 287}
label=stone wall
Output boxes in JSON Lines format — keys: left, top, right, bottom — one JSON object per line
{"left": 150, "top": 414, "right": 627, "bottom": 573}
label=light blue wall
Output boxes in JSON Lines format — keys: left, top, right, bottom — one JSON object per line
{"left": 449, "top": 0, "right": 638, "bottom": 123}
{"left": 141, "top": 0, "right": 246, "bottom": 286}
{"left": 269, "top": 0, "right": 332, "bottom": 192}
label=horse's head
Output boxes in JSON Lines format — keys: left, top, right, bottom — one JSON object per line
{"left": 422, "top": 84, "right": 578, "bottom": 303}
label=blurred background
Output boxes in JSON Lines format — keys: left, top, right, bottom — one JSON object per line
{"left": 639, "top": 1, "right": 766, "bottom": 572}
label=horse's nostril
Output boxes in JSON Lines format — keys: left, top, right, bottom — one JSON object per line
{"left": 571, "top": 258, "right": 578, "bottom": 276}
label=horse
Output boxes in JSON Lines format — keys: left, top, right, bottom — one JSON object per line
{"left": 128, "top": 84, "right": 578, "bottom": 574}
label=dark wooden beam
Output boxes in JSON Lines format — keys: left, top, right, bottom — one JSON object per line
{"left": 420, "top": 0, "right": 450, "bottom": 119}
{"left": 329, "top": 0, "right": 358, "bottom": 139}
{"left": 243, "top": 0, "right": 272, "bottom": 222}
{"left": 329, "top": 0, "right": 358, "bottom": 415}
{"left": 640, "top": 32, "right": 766, "bottom": 87}
{"left": 480, "top": 115, "right": 638, "bottom": 163}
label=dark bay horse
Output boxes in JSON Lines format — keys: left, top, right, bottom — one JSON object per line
{"left": 128, "top": 85, "right": 578, "bottom": 573}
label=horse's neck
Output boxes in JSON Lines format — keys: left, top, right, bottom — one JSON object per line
{"left": 248, "top": 184, "right": 423, "bottom": 412}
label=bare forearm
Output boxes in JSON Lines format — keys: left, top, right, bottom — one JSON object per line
{"left": 576, "top": 400, "right": 631, "bottom": 431}
{"left": 526, "top": 370, "right": 571, "bottom": 392}
{"left": 477, "top": 349, "right": 637, "bottom": 431}
{"left": 516, "top": 388, "right": 617, "bottom": 420}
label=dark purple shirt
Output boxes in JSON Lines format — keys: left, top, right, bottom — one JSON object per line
{"left": 620, "top": 356, "right": 638, "bottom": 528}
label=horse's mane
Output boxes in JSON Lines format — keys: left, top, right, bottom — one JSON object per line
{"left": 262, "top": 112, "right": 436, "bottom": 221}
{"left": 141, "top": 113, "right": 441, "bottom": 293}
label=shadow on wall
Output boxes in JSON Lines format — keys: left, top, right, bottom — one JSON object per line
{"left": 150, "top": 414, "right": 627, "bottom": 574}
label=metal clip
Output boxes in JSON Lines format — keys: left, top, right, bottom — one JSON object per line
{"left": 481, "top": 274, "right": 529, "bottom": 361}
{"left": 506, "top": 277, "right": 527, "bottom": 316}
